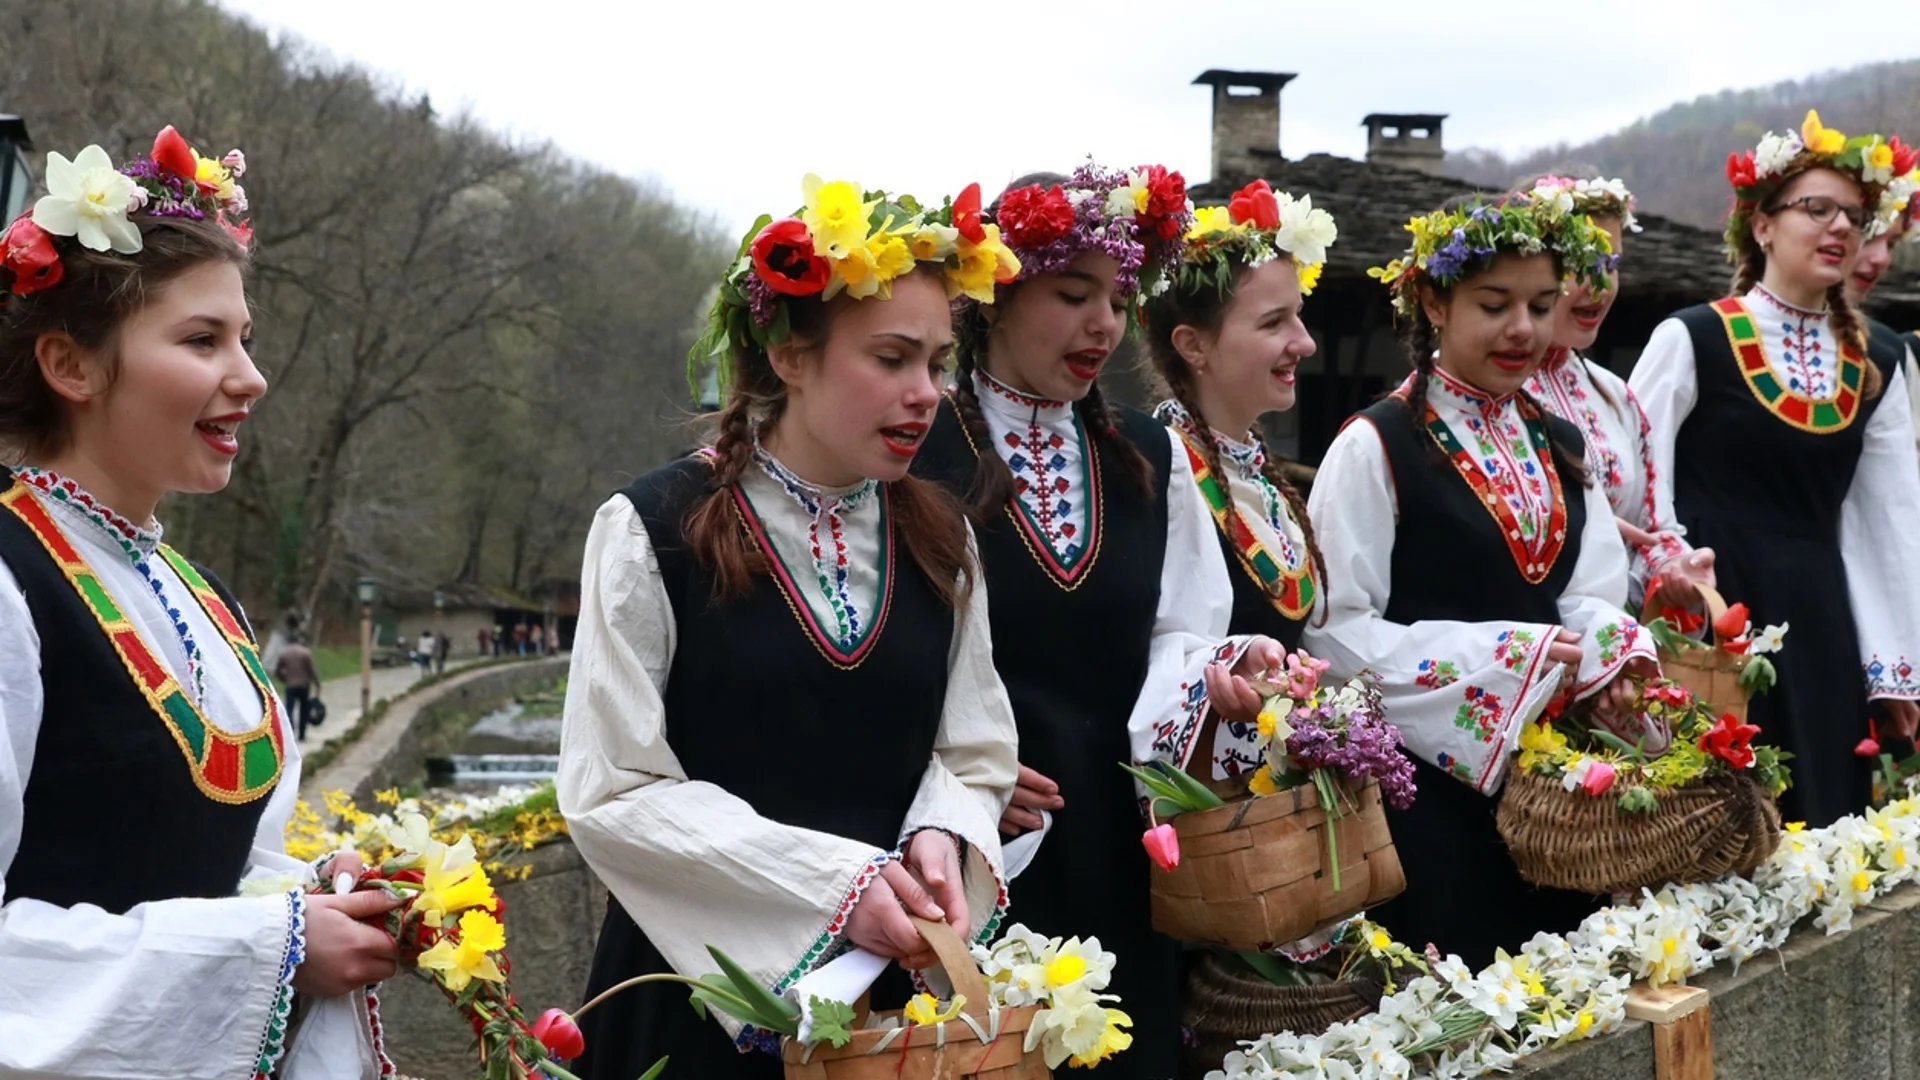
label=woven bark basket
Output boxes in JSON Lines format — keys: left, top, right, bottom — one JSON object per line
{"left": 1646, "top": 583, "right": 1753, "bottom": 724}
{"left": 1495, "top": 768, "right": 1783, "bottom": 895}
{"left": 780, "top": 917, "right": 1048, "bottom": 1080}
{"left": 1150, "top": 778, "right": 1406, "bottom": 950}
{"left": 1178, "top": 953, "right": 1379, "bottom": 1080}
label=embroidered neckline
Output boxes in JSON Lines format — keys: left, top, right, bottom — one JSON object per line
{"left": 1, "top": 478, "right": 285, "bottom": 803}
{"left": 1711, "top": 296, "right": 1864, "bottom": 433}
{"left": 1415, "top": 393, "right": 1570, "bottom": 583}
{"left": 1427, "top": 365, "right": 1511, "bottom": 413}
{"left": 15, "top": 467, "right": 206, "bottom": 705}
{"left": 1155, "top": 398, "right": 1305, "bottom": 571}
{"left": 974, "top": 367, "right": 1071, "bottom": 418}
{"left": 944, "top": 390, "right": 1105, "bottom": 591}
{"left": 731, "top": 479, "right": 894, "bottom": 669}
{"left": 1749, "top": 284, "right": 1828, "bottom": 319}
{"left": 1174, "top": 430, "right": 1315, "bottom": 618}
{"left": 749, "top": 442, "right": 880, "bottom": 652}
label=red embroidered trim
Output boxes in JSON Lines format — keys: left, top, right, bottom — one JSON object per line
{"left": 729, "top": 483, "right": 894, "bottom": 670}
{"left": 1421, "top": 398, "right": 1570, "bottom": 584}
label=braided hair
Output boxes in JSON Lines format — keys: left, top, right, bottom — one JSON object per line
{"left": 683, "top": 269, "right": 975, "bottom": 606}
{"left": 1141, "top": 262, "right": 1328, "bottom": 623}
{"left": 946, "top": 174, "right": 1158, "bottom": 521}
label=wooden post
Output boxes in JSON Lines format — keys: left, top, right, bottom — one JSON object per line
{"left": 1626, "top": 983, "right": 1713, "bottom": 1080}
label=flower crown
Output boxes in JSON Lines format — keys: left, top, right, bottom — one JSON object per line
{"left": 1368, "top": 192, "right": 1618, "bottom": 318}
{"left": 687, "top": 175, "right": 1020, "bottom": 387}
{"left": 1, "top": 125, "right": 250, "bottom": 299}
{"left": 1178, "top": 180, "right": 1338, "bottom": 298}
{"left": 1528, "top": 175, "right": 1641, "bottom": 234}
{"left": 1723, "top": 110, "right": 1916, "bottom": 252}
{"left": 988, "top": 161, "right": 1193, "bottom": 315}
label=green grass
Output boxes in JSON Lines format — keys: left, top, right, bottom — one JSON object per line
{"left": 311, "top": 644, "right": 369, "bottom": 684}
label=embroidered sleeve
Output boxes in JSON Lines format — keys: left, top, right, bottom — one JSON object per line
{"left": 1126, "top": 429, "right": 1258, "bottom": 780}
{"left": 897, "top": 524, "right": 1015, "bottom": 948}
{"left": 556, "top": 496, "right": 895, "bottom": 1048}
{"left": 1616, "top": 379, "right": 1692, "bottom": 603}
{"left": 1559, "top": 478, "right": 1658, "bottom": 698}
{"left": 1842, "top": 360, "right": 1920, "bottom": 699}
{"left": 1300, "top": 421, "right": 1562, "bottom": 795}
{"left": 1626, "top": 318, "right": 1701, "bottom": 575}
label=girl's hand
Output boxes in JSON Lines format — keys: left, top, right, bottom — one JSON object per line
{"left": 1619, "top": 520, "right": 1716, "bottom": 610}
{"left": 1882, "top": 699, "right": 1920, "bottom": 741}
{"left": 1589, "top": 658, "right": 1669, "bottom": 753}
{"left": 1546, "top": 627, "right": 1583, "bottom": 668}
{"left": 846, "top": 861, "right": 943, "bottom": 971}
{"left": 293, "top": 890, "right": 402, "bottom": 998}
{"left": 319, "top": 849, "right": 367, "bottom": 894}
{"left": 903, "top": 830, "right": 969, "bottom": 935}
{"left": 1000, "top": 764, "right": 1063, "bottom": 837}
{"left": 1202, "top": 637, "right": 1285, "bottom": 727}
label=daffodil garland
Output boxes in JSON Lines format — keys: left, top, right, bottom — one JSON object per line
{"left": 688, "top": 176, "right": 1020, "bottom": 395}
{"left": 286, "top": 783, "right": 569, "bottom": 883}
{"left": 1723, "top": 110, "right": 1919, "bottom": 252}
{"left": 1208, "top": 791, "right": 1920, "bottom": 1080}
{"left": 1180, "top": 180, "right": 1338, "bottom": 299}
{"left": 1368, "top": 193, "right": 1618, "bottom": 318}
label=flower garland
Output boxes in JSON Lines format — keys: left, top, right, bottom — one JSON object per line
{"left": 1180, "top": 179, "right": 1338, "bottom": 298}
{"left": 1207, "top": 791, "right": 1920, "bottom": 1080}
{"left": 1, "top": 125, "right": 250, "bottom": 298}
{"left": 1723, "top": 110, "right": 1918, "bottom": 250}
{"left": 1526, "top": 174, "right": 1642, "bottom": 234}
{"left": 988, "top": 160, "right": 1194, "bottom": 318}
{"left": 286, "top": 783, "right": 569, "bottom": 884}
{"left": 1368, "top": 192, "right": 1618, "bottom": 318}
{"left": 688, "top": 176, "right": 1020, "bottom": 392}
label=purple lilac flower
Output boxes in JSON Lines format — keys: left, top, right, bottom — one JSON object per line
{"left": 743, "top": 272, "right": 779, "bottom": 329}
{"left": 1283, "top": 678, "right": 1417, "bottom": 811}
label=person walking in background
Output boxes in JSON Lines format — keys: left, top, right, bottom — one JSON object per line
{"left": 512, "top": 621, "right": 528, "bottom": 657}
{"left": 414, "top": 629, "right": 435, "bottom": 673}
{"left": 274, "top": 633, "right": 319, "bottom": 741}
{"left": 477, "top": 625, "right": 491, "bottom": 658}
{"left": 492, "top": 623, "right": 504, "bottom": 656}
{"left": 434, "top": 629, "right": 450, "bottom": 674}
{"left": 529, "top": 623, "right": 545, "bottom": 656}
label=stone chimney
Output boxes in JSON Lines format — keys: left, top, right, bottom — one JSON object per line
{"left": 1363, "top": 113, "right": 1447, "bottom": 174}
{"left": 1193, "top": 70, "right": 1295, "bottom": 181}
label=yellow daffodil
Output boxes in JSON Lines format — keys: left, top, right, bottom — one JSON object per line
{"left": 1517, "top": 721, "right": 1570, "bottom": 772}
{"left": 1186, "top": 205, "right": 1235, "bottom": 239}
{"left": 416, "top": 841, "right": 494, "bottom": 928}
{"left": 902, "top": 993, "right": 966, "bottom": 1026}
{"left": 1255, "top": 709, "right": 1278, "bottom": 740}
{"left": 416, "top": 909, "right": 506, "bottom": 992}
{"left": 801, "top": 174, "right": 878, "bottom": 260}
{"left": 1870, "top": 143, "right": 1895, "bottom": 171}
{"left": 193, "top": 154, "right": 236, "bottom": 202}
{"left": 1801, "top": 110, "right": 1846, "bottom": 156}
{"left": 374, "top": 788, "right": 401, "bottom": 806}
{"left": 1045, "top": 953, "right": 1089, "bottom": 989}
{"left": 1068, "top": 1008, "right": 1133, "bottom": 1069}
{"left": 1247, "top": 764, "right": 1278, "bottom": 797}
{"left": 1297, "top": 261, "right": 1323, "bottom": 295}
{"left": 868, "top": 233, "right": 914, "bottom": 288}
{"left": 909, "top": 222, "right": 958, "bottom": 262}
{"left": 948, "top": 225, "right": 1021, "bottom": 304}
{"left": 1575, "top": 1010, "right": 1595, "bottom": 1037}
{"left": 1368, "top": 929, "right": 1393, "bottom": 953}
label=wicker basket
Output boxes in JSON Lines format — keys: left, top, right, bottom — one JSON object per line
{"left": 780, "top": 917, "right": 1048, "bottom": 1080}
{"left": 1646, "top": 583, "right": 1753, "bottom": 724}
{"left": 1496, "top": 768, "right": 1783, "bottom": 895}
{"left": 1179, "top": 953, "right": 1379, "bottom": 1080}
{"left": 1150, "top": 774, "right": 1405, "bottom": 951}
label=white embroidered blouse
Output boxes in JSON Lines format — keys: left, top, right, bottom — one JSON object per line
{"left": 557, "top": 451, "right": 1019, "bottom": 1042}
{"left": 1630, "top": 285, "right": 1920, "bottom": 700}
{"left": 1525, "top": 348, "right": 1692, "bottom": 602}
{"left": 1301, "top": 370, "right": 1657, "bottom": 795}
{"left": 0, "top": 471, "right": 378, "bottom": 1079}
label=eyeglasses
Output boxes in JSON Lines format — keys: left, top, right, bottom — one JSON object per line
{"left": 1765, "top": 195, "right": 1871, "bottom": 231}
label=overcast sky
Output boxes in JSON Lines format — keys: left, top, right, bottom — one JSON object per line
{"left": 223, "top": 0, "right": 1917, "bottom": 237}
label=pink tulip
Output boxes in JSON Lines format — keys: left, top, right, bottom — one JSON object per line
{"left": 1580, "top": 760, "right": 1617, "bottom": 796}
{"left": 1142, "top": 824, "right": 1180, "bottom": 871}
{"left": 1855, "top": 738, "right": 1882, "bottom": 758}
{"left": 531, "top": 1008, "right": 585, "bottom": 1061}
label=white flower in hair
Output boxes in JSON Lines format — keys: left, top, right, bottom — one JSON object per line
{"left": 1531, "top": 183, "right": 1577, "bottom": 214}
{"left": 32, "top": 145, "right": 143, "bottom": 254}
{"left": 1753, "top": 132, "right": 1802, "bottom": 179}
{"left": 1275, "top": 194, "right": 1338, "bottom": 266}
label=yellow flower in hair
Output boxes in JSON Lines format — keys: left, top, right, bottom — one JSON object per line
{"left": 1297, "top": 262, "right": 1323, "bottom": 295}
{"left": 948, "top": 225, "right": 1021, "bottom": 304}
{"left": 193, "top": 154, "right": 236, "bottom": 202}
{"left": 909, "top": 222, "right": 959, "bottom": 261}
{"left": 829, "top": 244, "right": 881, "bottom": 300}
{"left": 1186, "top": 205, "right": 1235, "bottom": 240}
{"left": 868, "top": 232, "right": 915, "bottom": 288}
{"left": 1801, "top": 110, "right": 1846, "bottom": 156}
{"left": 1870, "top": 143, "right": 1895, "bottom": 172}
{"left": 802, "top": 174, "right": 878, "bottom": 259}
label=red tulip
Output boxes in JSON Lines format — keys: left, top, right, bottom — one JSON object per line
{"left": 1712, "top": 602, "right": 1750, "bottom": 643}
{"left": 1141, "top": 824, "right": 1180, "bottom": 871}
{"left": 1697, "top": 712, "right": 1760, "bottom": 769}
{"left": 952, "top": 182, "right": 987, "bottom": 245}
{"left": 1726, "top": 151, "right": 1757, "bottom": 189}
{"left": 1228, "top": 179, "right": 1281, "bottom": 230}
{"left": 749, "top": 218, "right": 831, "bottom": 297}
{"left": 152, "top": 125, "right": 198, "bottom": 181}
{"left": 2, "top": 215, "right": 63, "bottom": 296}
{"left": 532, "top": 1008, "right": 586, "bottom": 1061}
{"left": 1891, "top": 137, "right": 1919, "bottom": 178}
{"left": 1856, "top": 737, "right": 1883, "bottom": 758}
{"left": 1581, "top": 760, "right": 1619, "bottom": 796}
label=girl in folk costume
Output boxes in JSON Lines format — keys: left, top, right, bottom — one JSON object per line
{"left": 1303, "top": 193, "right": 1659, "bottom": 966}
{"left": 557, "top": 177, "right": 1020, "bottom": 1080}
{"left": 1631, "top": 113, "right": 1920, "bottom": 826}
{"left": 1133, "top": 180, "right": 1338, "bottom": 783}
{"left": 912, "top": 163, "right": 1283, "bottom": 1078}
{"left": 0, "top": 130, "right": 397, "bottom": 1077}
{"left": 1841, "top": 156, "right": 1920, "bottom": 467}
{"left": 1520, "top": 176, "right": 1715, "bottom": 609}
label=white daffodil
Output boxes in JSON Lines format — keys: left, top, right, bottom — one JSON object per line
{"left": 1748, "top": 622, "right": 1789, "bottom": 655}
{"left": 32, "top": 145, "right": 143, "bottom": 254}
{"left": 1277, "top": 196, "right": 1338, "bottom": 266}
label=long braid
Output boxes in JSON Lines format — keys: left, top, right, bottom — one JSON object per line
{"left": 1826, "top": 282, "right": 1884, "bottom": 399}
{"left": 948, "top": 324, "right": 1016, "bottom": 521}
{"left": 682, "top": 388, "right": 768, "bottom": 599}
{"left": 1079, "top": 380, "right": 1157, "bottom": 499}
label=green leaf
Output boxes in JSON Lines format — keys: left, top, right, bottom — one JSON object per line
{"left": 733, "top": 213, "right": 773, "bottom": 260}
{"left": 705, "top": 946, "right": 800, "bottom": 1034}
{"left": 638, "top": 1056, "right": 671, "bottom": 1080}
{"left": 808, "top": 996, "right": 857, "bottom": 1048}
{"left": 1235, "top": 950, "right": 1302, "bottom": 985}
{"left": 1117, "top": 762, "right": 1198, "bottom": 809}
{"left": 1738, "top": 656, "right": 1777, "bottom": 695}
{"left": 1589, "top": 729, "right": 1646, "bottom": 760}
{"left": 1159, "top": 760, "right": 1228, "bottom": 810}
